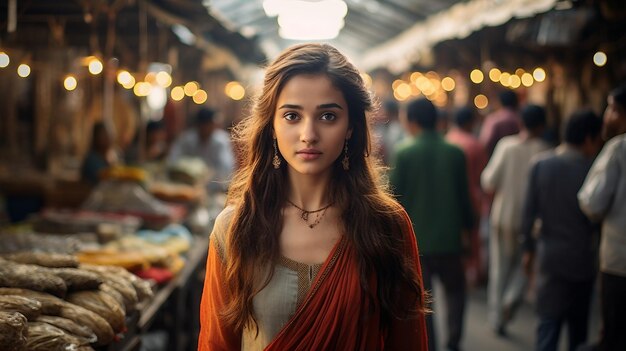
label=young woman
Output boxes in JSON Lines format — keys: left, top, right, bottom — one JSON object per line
{"left": 198, "top": 43, "right": 427, "bottom": 350}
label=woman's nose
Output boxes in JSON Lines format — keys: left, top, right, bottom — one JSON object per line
{"left": 300, "top": 118, "right": 319, "bottom": 144}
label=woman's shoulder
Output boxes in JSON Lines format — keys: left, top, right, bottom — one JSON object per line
{"left": 374, "top": 199, "right": 411, "bottom": 234}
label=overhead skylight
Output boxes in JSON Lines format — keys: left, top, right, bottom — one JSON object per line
{"left": 263, "top": 0, "right": 348, "bottom": 40}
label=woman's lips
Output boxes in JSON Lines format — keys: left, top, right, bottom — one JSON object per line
{"left": 296, "top": 149, "right": 322, "bottom": 160}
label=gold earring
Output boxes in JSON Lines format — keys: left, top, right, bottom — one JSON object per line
{"left": 273, "top": 138, "right": 281, "bottom": 169}
{"left": 342, "top": 140, "right": 349, "bottom": 171}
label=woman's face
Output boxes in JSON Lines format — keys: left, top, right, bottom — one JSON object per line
{"left": 603, "top": 95, "right": 626, "bottom": 140}
{"left": 273, "top": 74, "right": 352, "bottom": 177}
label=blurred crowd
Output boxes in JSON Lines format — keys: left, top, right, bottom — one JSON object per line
{"left": 380, "top": 83, "right": 626, "bottom": 351}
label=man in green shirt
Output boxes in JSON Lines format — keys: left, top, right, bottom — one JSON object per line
{"left": 391, "top": 98, "right": 474, "bottom": 351}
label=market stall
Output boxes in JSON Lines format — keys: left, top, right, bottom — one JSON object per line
{"left": 0, "top": 162, "right": 219, "bottom": 351}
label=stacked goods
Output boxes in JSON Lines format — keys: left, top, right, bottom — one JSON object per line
{"left": 82, "top": 181, "right": 172, "bottom": 219}
{"left": 31, "top": 210, "right": 142, "bottom": 238}
{"left": 0, "top": 295, "right": 42, "bottom": 320}
{"left": 0, "top": 253, "right": 154, "bottom": 348}
{"left": 80, "top": 265, "right": 153, "bottom": 304}
{"left": 49, "top": 268, "right": 102, "bottom": 292}
{"left": 0, "top": 288, "right": 64, "bottom": 315}
{"left": 0, "top": 231, "right": 99, "bottom": 255}
{"left": 58, "top": 302, "right": 114, "bottom": 346}
{"left": 0, "top": 311, "right": 28, "bottom": 350}
{"left": 66, "top": 290, "right": 125, "bottom": 333}
{"left": 26, "top": 321, "right": 92, "bottom": 350}
{"left": 36, "top": 315, "right": 97, "bottom": 344}
{"left": 76, "top": 235, "right": 181, "bottom": 273}
{"left": 0, "top": 260, "right": 67, "bottom": 297}
{"left": 80, "top": 265, "right": 139, "bottom": 313}
{"left": 150, "top": 181, "right": 204, "bottom": 203}
{"left": 0, "top": 252, "right": 79, "bottom": 268}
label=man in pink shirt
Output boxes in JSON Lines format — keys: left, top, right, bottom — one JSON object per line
{"left": 447, "top": 106, "right": 488, "bottom": 285}
{"left": 480, "top": 90, "right": 522, "bottom": 157}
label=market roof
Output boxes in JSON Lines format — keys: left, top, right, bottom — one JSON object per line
{"left": 206, "top": 0, "right": 560, "bottom": 70}
{"left": 0, "top": 0, "right": 267, "bottom": 66}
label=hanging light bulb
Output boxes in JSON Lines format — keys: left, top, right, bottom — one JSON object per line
{"left": 171, "top": 86, "right": 185, "bottom": 101}
{"left": 17, "top": 63, "right": 31, "bottom": 77}
{"left": 64, "top": 75, "right": 77, "bottom": 91}
{"left": 593, "top": 51, "right": 607, "bottom": 67}
{"left": 0, "top": 52, "right": 9, "bottom": 68}
{"left": 88, "top": 57, "right": 103, "bottom": 75}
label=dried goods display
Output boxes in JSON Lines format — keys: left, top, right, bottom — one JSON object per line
{"left": 0, "top": 311, "right": 28, "bottom": 349}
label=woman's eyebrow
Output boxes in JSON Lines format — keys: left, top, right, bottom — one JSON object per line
{"left": 317, "top": 103, "right": 343, "bottom": 110}
{"left": 277, "top": 103, "right": 344, "bottom": 110}
{"left": 277, "top": 104, "right": 302, "bottom": 110}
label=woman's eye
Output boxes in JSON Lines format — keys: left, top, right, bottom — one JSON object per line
{"left": 320, "top": 113, "right": 336, "bottom": 121}
{"left": 284, "top": 112, "right": 299, "bottom": 121}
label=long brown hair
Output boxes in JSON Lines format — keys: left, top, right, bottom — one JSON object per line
{"left": 223, "top": 43, "right": 424, "bottom": 332}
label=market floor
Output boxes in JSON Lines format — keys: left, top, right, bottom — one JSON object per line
{"left": 431, "top": 281, "right": 602, "bottom": 351}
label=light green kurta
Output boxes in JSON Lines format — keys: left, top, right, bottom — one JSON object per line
{"left": 211, "top": 207, "right": 322, "bottom": 351}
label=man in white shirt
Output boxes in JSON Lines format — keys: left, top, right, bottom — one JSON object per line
{"left": 481, "top": 104, "right": 551, "bottom": 336}
{"left": 578, "top": 83, "right": 626, "bottom": 351}
{"left": 168, "top": 108, "right": 235, "bottom": 192}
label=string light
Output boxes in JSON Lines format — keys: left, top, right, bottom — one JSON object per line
{"left": 533, "top": 68, "right": 546, "bottom": 82}
{"left": 441, "top": 77, "right": 455, "bottom": 92}
{"left": 64, "top": 75, "right": 77, "bottom": 91}
{"left": 17, "top": 63, "right": 30, "bottom": 77}
{"left": 155, "top": 71, "right": 172, "bottom": 88}
{"left": 225, "top": 81, "right": 245, "bottom": 101}
{"left": 499, "top": 72, "right": 511, "bottom": 87}
{"left": 0, "top": 52, "right": 9, "bottom": 68}
{"left": 410, "top": 72, "right": 422, "bottom": 83}
{"left": 184, "top": 81, "right": 199, "bottom": 96}
{"left": 470, "top": 69, "right": 484, "bottom": 84}
{"left": 392, "top": 79, "right": 404, "bottom": 90}
{"left": 489, "top": 68, "right": 501, "bottom": 82}
{"left": 395, "top": 82, "right": 412, "bottom": 100}
{"left": 88, "top": 58, "right": 103, "bottom": 75}
{"left": 474, "top": 94, "right": 488, "bottom": 109}
{"left": 171, "top": 86, "right": 185, "bottom": 101}
{"left": 133, "top": 82, "right": 151, "bottom": 97}
{"left": 521, "top": 73, "right": 534, "bottom": 87}
{"left": 193, "top": 89, "right": 208, "bottom": 104}
{"left": 593, "top": 51, "right": 607, "bottom": 67}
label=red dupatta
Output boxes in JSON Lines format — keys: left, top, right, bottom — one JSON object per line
{"left": 265, "top": 210, "right": 427, "bottom": 350}
{"left": 198, "top": 210, "right": 427, "bottom": 351}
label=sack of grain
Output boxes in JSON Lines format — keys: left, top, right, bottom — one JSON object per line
{"left": 0, "top": 311, "right": 27, "bottom": 350}
{"left": 0, "top": 288, "right": 64, "bottom": 316}
{"left": 83, "top": 264, "right": 153, "bottom": 302}
{"left": 36, "top": 315, "right": 97, "bottom": 345}
{"left": 66, "top": 290, "right": 125, "bottom": 333}
{"left": 0, "top": 295, "right": 42, "bottom": 320}
{"left": 0, "top": 262, "right": 67, "bottom": 297}
{"left": 1, "top": 252, "right": 79, "bottom": 268}
{"left": 26, "top": 321, "right": 83, "bottom": 350}
{"left": 80, "top": 265, "right": 138, "bottom": 313}
{"left": 50, "top": 268, "right": 102, "bottom": 291}
{"left": 58, "top": 302, "right": 114, "bottom": 346}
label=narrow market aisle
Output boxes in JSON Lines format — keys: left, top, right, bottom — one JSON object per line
{"left": 431, "top": 282, "right": 602, "bottom": 351}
